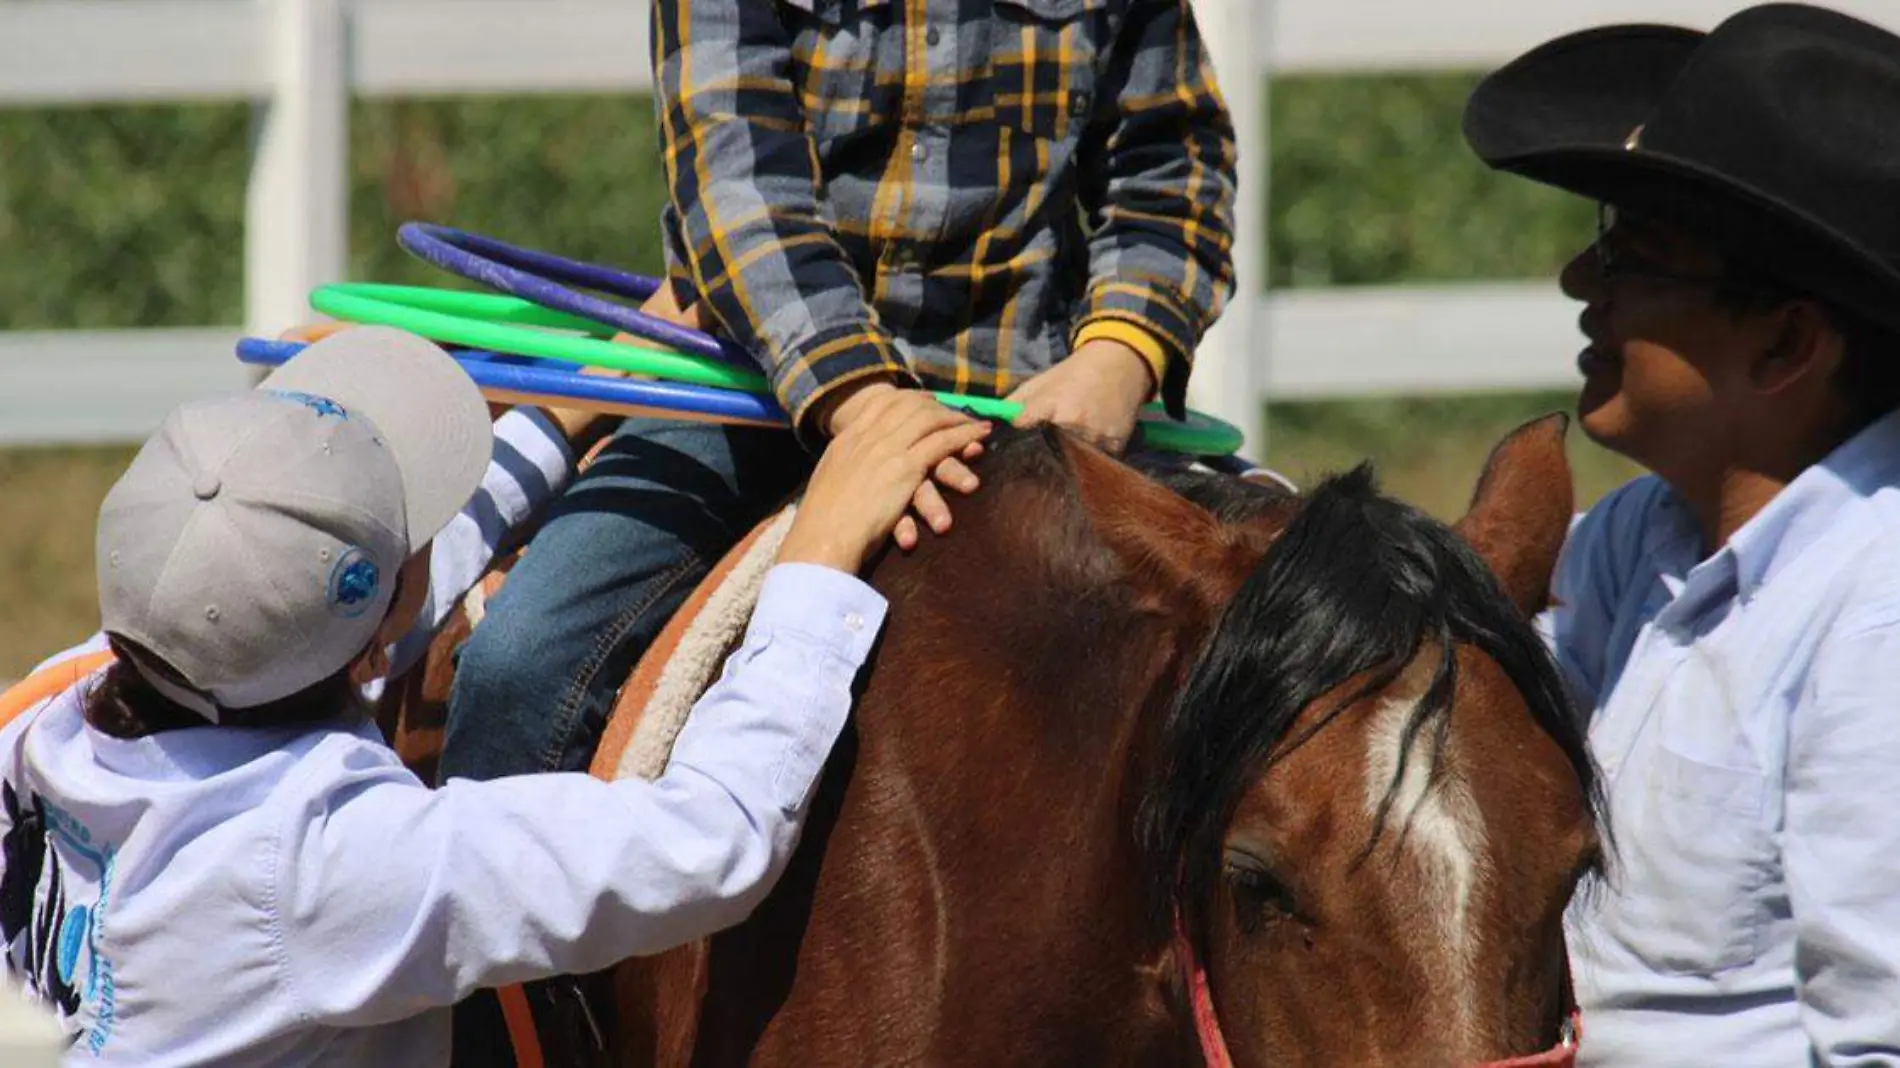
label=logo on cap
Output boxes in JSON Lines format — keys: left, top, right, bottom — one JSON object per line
{"left": 268, "top": 390, "right": 350, "bottom": 420}
{"left": 327, "top": 548, "right": 382, "bottom": 618}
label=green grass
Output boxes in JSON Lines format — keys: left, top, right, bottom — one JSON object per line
{"left": 1, "top": 445, "right": 137, "bottom": 678}
{"left": 1264, "top": 392, "right": 1640, "bottom": 519}
{"left": 1267, "top": 73, "right": 1593, "bottom": 288}
{"left": 0, "top": 75, "right": 1599, "bottom": 332}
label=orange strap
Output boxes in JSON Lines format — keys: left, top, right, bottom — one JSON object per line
{"left": 497, "top": 984, "right": 546, "bottom": 1068}
{"left": 0, "top": 651, "right": 117, "bottom": 729}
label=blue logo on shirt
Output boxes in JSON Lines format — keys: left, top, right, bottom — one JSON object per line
{"left": 1, "top": 783, "right": 119, "bottom": 1052}
{"left": 267, "top": 389, "right": 349, "bottom": 419}
{"left": 327, "top": 548, "right": 381, "bottom": 618}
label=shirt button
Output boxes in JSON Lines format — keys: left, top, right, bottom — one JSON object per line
{"left": 1071, "top": 89, "right": 1091, "bottom": 112}
{"left": 911, "top": 140, "right": 929, "bottom": 162}
{"left": 926, "top": 26, "right": 941, "bottom": 45}
{"left": 844, "top": 611, "right": 865, "bottom": 633}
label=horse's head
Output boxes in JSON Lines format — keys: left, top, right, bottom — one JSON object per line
{"left": 1141, "top": 416, "right": 1602, "bottom": 1067}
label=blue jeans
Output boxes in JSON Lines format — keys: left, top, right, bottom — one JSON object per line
{"left": 439, "top": 416, "right": 812, "bottom": 783}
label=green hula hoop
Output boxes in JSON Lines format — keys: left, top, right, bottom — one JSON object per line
{"left": 308, "top": 283, "right": 1245, "bottom": 456}
{"left": 310, "top": 283, "right": 770, "bottom": 393}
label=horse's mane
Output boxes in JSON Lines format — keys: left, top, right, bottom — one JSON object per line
{"left": 1134, "top": 464, "right": 1599, "bottom": 941}
{"left": 947, "top": 430, "right": 1596, "bottom": 940}
{"left": 1123, "top": 452, "right": 1294, "bottom": 524}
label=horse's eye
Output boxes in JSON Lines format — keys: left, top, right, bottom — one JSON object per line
{"left": 1222, "top": 854, "right": 1296, "bottom": 934}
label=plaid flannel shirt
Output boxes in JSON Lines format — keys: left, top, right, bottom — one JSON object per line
{"left": 652, "top": 0, "right": 1237, "bottom": 439}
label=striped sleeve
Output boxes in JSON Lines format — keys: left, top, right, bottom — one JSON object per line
{"left": 1071, "top": 0, "right": 1237, "bottom": 417}
{"left": 651, "top": 0, "right": 915, "bottom": 440}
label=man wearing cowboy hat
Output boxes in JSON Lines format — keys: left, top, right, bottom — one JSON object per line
{"left": 1465, "top": 4, "right": 1900, "bottom": 1064}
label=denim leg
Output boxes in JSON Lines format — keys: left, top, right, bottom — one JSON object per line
{"left": 439, "top": 416, "right": 810, "bottom": 783}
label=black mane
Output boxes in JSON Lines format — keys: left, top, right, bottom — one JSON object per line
{"left": 1136, "top": 464, "right": 1598, "bottom": 938}
{"left": 1123, "top": 452, "right": 1294, "bottom": 524}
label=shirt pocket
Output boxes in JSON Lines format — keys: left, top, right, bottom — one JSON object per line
{"left": 988, "top": 0, "right": 1110, "bottom": 141}
{"left": 779, "top": 0, "right": 895, "bottom": 149}
{"left": 1609, "top": 748, "right": 1776, "bottom": 976}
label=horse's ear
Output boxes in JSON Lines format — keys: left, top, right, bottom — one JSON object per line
{"left": 1452, "top": 414, "right": 1573, "bottom": 617}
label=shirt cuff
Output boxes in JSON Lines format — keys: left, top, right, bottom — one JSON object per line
{"left": 746, "top": 563, "right": 889, "bottom": 667}
{"left": 1070, "top": 294, "right": 1198, "bottom": 419}
{"left": 1073, "top": 320, "right": 1168, "bottom": 401}
{"left": 490, "top": 407, "right": 577, "bottom": 521}
{"left": 773, "top": 325, "right": 917, "bottom": 448}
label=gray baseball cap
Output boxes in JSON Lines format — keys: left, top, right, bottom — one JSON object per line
{"left": 96, "top": 327, "right": 492, "bottom": 719}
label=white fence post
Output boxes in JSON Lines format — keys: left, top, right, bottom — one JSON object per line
{"left": 244, "top": 0, "right": 348, "bottom": 338}
{"left": 1188, "top": 0, "right": 1268, "bottom": 459}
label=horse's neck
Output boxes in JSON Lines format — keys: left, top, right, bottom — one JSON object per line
{"left": 630, "top": 438, "right": 1273, "bottom": 1065}
{"left": 751, "top": 465, "right": 1236, "bottom": 1059}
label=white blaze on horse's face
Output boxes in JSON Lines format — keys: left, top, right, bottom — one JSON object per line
{"left": 1207, "top": 638, "right": 1586, "bottom": 1067}
{"left": 1199, "top": 416, "right": 1592, "bottom": 1066}
{"left": 1363, "top": 689, "right": 1490, "bottom": 1041}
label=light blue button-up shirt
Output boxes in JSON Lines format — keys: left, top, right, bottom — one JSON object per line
{"left": 1541, "top": 409, "right": 1900, "bottom": 1067}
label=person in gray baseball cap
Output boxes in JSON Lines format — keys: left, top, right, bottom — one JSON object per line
{"left": 0, "top": 326, "right": 989, "bottom": 1065}
{"left": 95, "top": 326, "right": 496, "bottom": 723}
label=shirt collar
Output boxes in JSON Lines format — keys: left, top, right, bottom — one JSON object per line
{"left": 1727, "top": 408, "right": 1900, "bottom": 601}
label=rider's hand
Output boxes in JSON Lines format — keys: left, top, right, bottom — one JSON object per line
{"left": 1005, "top": 337, "right": 1154, "bottom": 455}
{"left": 778, "top": 391, "right": 991, "bottom": 574}
{"left": 632, "top": 282, "right": 710, "bottom": 335}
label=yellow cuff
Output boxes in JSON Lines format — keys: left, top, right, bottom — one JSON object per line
{"left": 1074, "top": 320, "right": 1169, "bottom": 399}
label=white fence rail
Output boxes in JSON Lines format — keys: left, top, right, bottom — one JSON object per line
{"left": 3, "top": 0, "right": 1887, "bottom": 448}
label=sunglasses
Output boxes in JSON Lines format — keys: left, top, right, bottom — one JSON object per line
{"left": 1594, "top": 204, "right": 1726, "bottom": 288}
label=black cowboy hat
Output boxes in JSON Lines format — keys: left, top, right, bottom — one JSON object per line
{"left": 1463, "top": 3, "right": 1900, "bottom": 333}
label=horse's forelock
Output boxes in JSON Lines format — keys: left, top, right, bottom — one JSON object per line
{"left": 1136, "top": 464, "right": 1598, "bottom": 945}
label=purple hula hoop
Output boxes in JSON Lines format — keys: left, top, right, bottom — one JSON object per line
{"left": 236, "top": 337, "right": 787, "bottom": 425}
{"left": 396, "top": 222, "right": 754, "bottom": 367}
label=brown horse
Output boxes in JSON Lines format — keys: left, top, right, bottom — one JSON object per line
{"left": 385, "top": 415, "right": 1602, "bottom": 1067}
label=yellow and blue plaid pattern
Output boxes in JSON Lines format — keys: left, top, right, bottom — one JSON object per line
{"left": 652, "top": 0, "right": 1237, "bottom": 437}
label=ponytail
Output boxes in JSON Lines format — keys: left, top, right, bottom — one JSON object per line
{"left": 84, "top": 637, "right": 359, "bottom": 739}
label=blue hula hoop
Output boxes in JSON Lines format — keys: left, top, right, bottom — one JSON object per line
{"left": 388, "top": 224, "right": 1246, "bottom": 453}
{"left": 395, "top": 222, "right": 753, "bottom": 367}
{"left": 236, "top": 337, "right": 787, "bottom": 426}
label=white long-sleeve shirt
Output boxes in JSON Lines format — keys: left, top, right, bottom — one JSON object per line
{"left": 1542, "top": 409, "right": 1900, "bottom": 1066}
{"left": 0, "top": 562, "right": 883, "bottom": 1065}
{"left": 1, "top": 404, "right": 882, "bottom": 1065}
